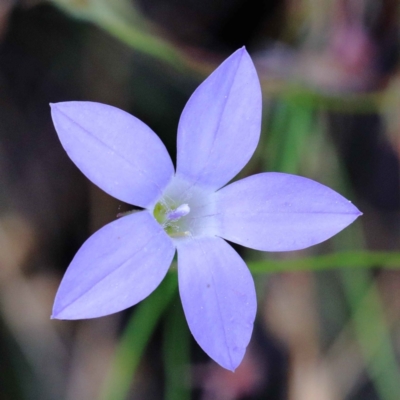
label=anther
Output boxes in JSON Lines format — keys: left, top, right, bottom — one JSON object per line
{"left": 166, "top": 204, "right": 190, "bottom": 221}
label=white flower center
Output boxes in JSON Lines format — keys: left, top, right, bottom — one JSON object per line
{"left": 152, "top": 175, "right": 217, "bottom": 240}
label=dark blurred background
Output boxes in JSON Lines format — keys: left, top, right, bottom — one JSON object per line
{"left": 1, "top": 0, "right": 400, "bottom": 399}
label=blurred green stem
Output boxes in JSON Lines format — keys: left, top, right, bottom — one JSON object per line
{"left": 341, "top": 269, "right": 400, "bottom": 400}
{"left": 50, "top": 0, "right": 385, "bottom": 114}
{"left": 163, "top": 295, "right": 191, "bottom": 400}
{"left": 330, "top": 135, "right": 400, "bottom": 400}
{"left": 50, "top": 0, "right": 186, "bottom": 70}
{"left": 100, "top": 273, "right": 177, "bottom": 400}
{"left": 247, "top": 250, "right": 400, "bottom": 273}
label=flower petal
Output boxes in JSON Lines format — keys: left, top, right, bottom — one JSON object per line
{"left": 52, "top": 211, "right": 175, "bottom": 319}
{"left": 176, "top": 48, "right": 262, "bottom": 191}
{"left": 177, "top": 236, "right": 256, "bottom": 371}
{"left": 51, "top": 102, "right": 174, "bottom": 208}
{"left": 213, "top": 172, "right": 362, "bottom": 251}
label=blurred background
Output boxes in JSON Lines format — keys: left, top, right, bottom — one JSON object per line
{"left": 1, "top": 0, "right": 400, "bottom": 399}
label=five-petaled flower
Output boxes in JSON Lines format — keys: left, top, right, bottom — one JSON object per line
{"left": 50, "top": 48, "right": 361, "bottom": 371}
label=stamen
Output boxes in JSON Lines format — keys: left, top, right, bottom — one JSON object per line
{"left": 166, "top": 204, "right": 190, "bottom": 221}
{"left": 169, "top": 231, "right": 191, "bottom": 238}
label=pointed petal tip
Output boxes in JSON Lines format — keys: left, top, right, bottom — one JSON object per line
{"left": 51, "top": 306, "right": 65, "bottom": 320}
{"left": 227, "top": 361, "right": 238, "bottom": 372}
{"left": 51, "top": 301, "right": 103, "bottom": 320}
{"left": 218, "top": 354, "right": 241, "bottom": 371}
{"left": 355, "top": 203, "right": 362, "bottom": 216}
{"left": 50, "top": 102, "right": 69, "bottom": 111}
{"left": 50, "top": 313, "right": 64, "bottom": 321}
{"left": 51, "top": 303, "right": 98, "bottom": 320}
{"left": 50, "top": 103, "right": 62, "bottom": 112}
{"left": 51, "top": 299, "right": 75, "bottom": 319}
{"left": 349, "top": 202, "right": 362, "bottom": 217}
{"left": 49, "top": 102, "right": 60, "bottom": 111}
{"left": 232, "top": 46, "right": 249, "bottom": 59}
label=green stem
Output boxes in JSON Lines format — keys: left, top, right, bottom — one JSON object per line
{"left": 163, "top": 295, "right": 191, "bottom": 400}
{"left": 99, "top": 273, "right": 177, "bottom": 400}
{"left": 247, "top": 250, "right": 400, "bottom": 274}
{"left": 341, "top": 270, "right": 400, "bottom": 400}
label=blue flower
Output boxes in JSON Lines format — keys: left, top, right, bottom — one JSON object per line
{"left": 50, "top": 48, "right": 361, "bottom": 371}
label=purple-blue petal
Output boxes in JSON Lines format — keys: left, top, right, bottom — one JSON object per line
{"left": 176, "top": 48, "right": 262, "bottom": 192}
{"left": 177, "top": 236, "right": 256, "bottom": 371}
{"left": 213, "top": 173, "right": 362, "bottom": 251}
{"left": 51, "top": 102, "right": 174, "bottom": 208}
{"left": 52, "top": 211, "right": 175, "bottom": 319}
